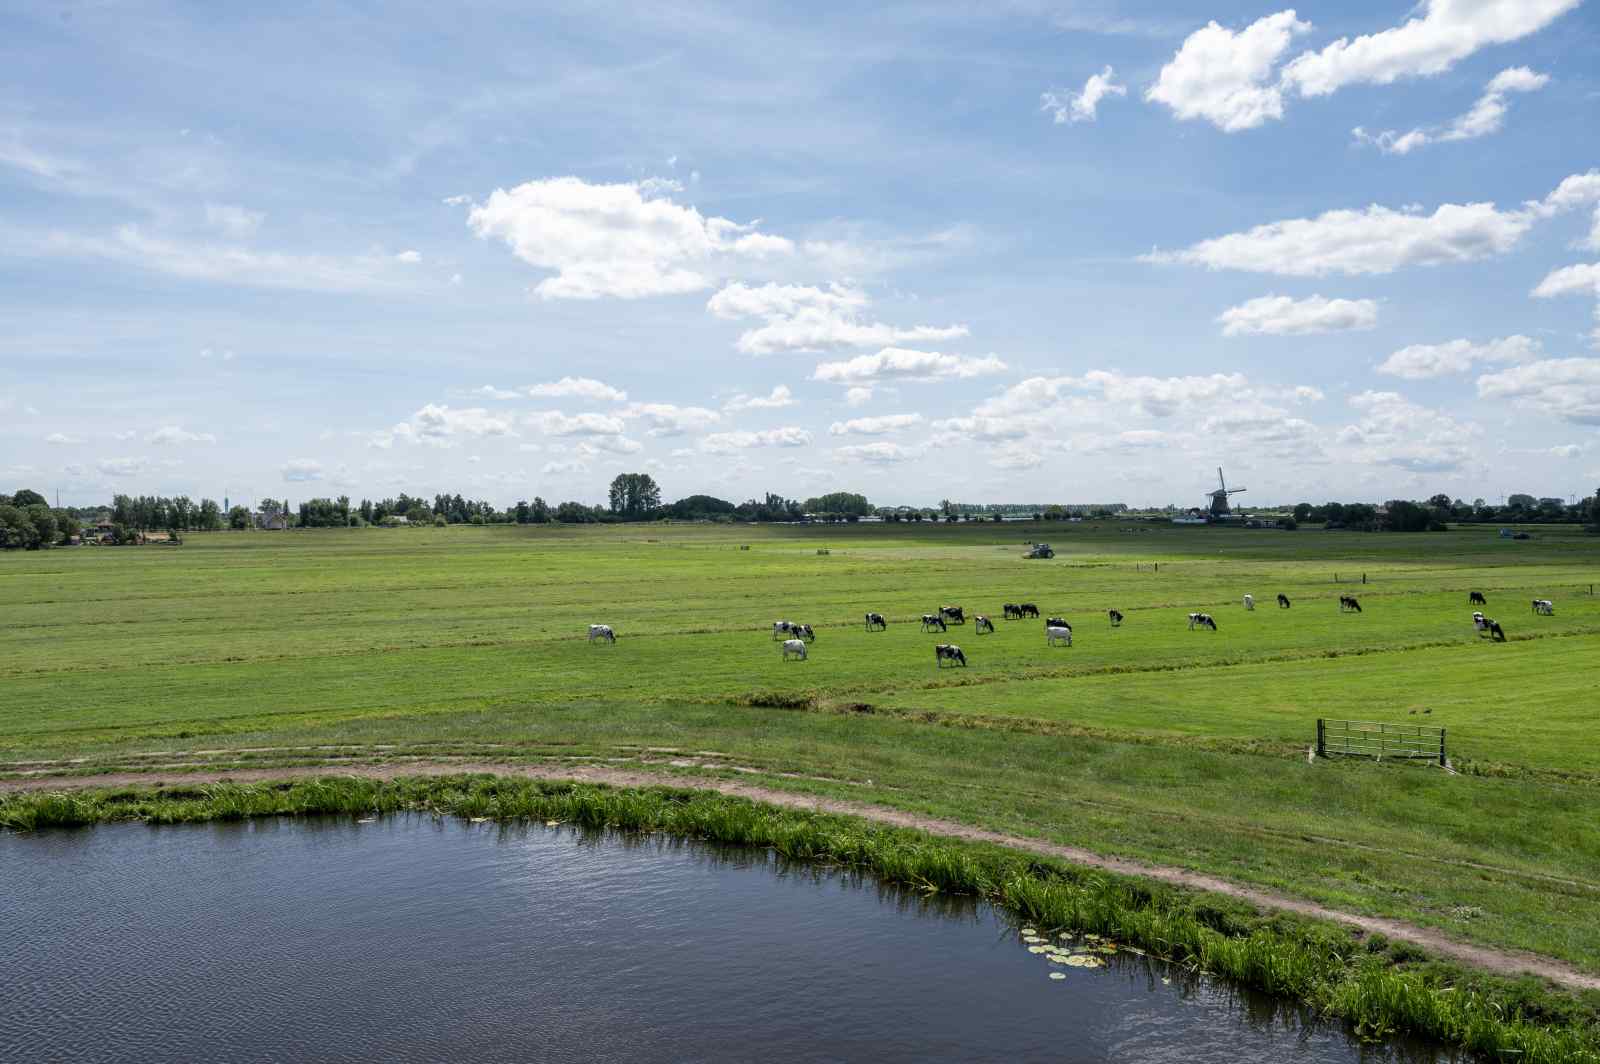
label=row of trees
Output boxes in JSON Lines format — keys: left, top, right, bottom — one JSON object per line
{"left": 1291, "top": 491, "right": 1600, "bottom": 532}
{"left": 0, "top": 490, "right": 80, "bottom": 550}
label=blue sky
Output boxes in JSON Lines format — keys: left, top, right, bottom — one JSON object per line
{"left": 3, "top": 0, "right": 1599, "bottom": 509}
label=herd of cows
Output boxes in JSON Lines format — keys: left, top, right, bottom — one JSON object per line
{"left": 583, "top": 591, "right": 1555, "bottom": 663}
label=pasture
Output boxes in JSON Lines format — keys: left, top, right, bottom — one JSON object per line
{"left": 3, "top": 520, "right": 1599, "bottom": 971}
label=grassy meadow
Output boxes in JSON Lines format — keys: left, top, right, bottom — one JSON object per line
{"left": 4, "top": 519, "right": 1599, "bottom": 971}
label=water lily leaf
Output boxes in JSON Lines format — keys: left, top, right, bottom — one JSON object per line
{"left": 1049, "top": 972, "right": 1067, "bottom": 980}
{"left": 469, "top": 817, "right": 489, "bottom": 823}
{"left": 1027, "top": 945, "right": 1048, "bottom": 954}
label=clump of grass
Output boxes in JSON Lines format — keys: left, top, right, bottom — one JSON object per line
{"left": 4, "top": 774, "right": 1598, "bottom": 1063}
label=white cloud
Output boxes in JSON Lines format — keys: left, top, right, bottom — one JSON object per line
{"left": 1532, "top": 262, "right": 1600, "bottom": 299}
{"left": 199, "top": 347, "right": 236, "bottom": 361}
{"left": 442, "top": 195, "right": 471, "bottom": 207}
{"left": 1336, "top": 391, "right": 1477, "bottom": 472}
{"left": 97, "top": 457, "right": 148, "bottom": 478}
{"left": 395, "top": 249, "right": 423, "bottom": 263}
{"left": 618, "top": 402, "right": 721, "bottom": 436}
{"left": 1217, "top": 294, "right": 1379, "bottom": 336}
{"left": 1282, "top": 0, "right": 1579, "bottom": 98}
{"left": 281, "top": 459, "right": 324, "bottom": 482}
{"left": 990, "top": 444, "right": 1045, "bottom": 471}
{"left": 700, "top": 427, "right": 813, "bottom": 453}
{"left": 844, "top": 387, "right": 874, "bottom": 407}
{"left": 1546, "top": 443, "right": 1583, "bottom": 458}
{"left": 204, "top": 203, "right": 265, "bottom": 239}
{"left": 541, "top": 458, "right": 590, "bottom": 476}
{"left": 1148, "top": 199, "right": 1538, "bottom": 277}
{"left": 147, "top": 425, "right": 217, "bottom": 445}
{"left": 1353, "top": 66, "right": 1549, "bottom": 155}
{"left": 537, "top": 411, "right": 627, "bottom": 436}
{"left": 977, "top": 370, "right": 1250, "bottom": 419}
{"left": 372, "top": 404, "right": 516, "bottom": 448}
{"left": 1477, "top": 358, "right": 1600, "bottom": 424}
{"left": 827, "top": 413, "right": 923, "bottom": 436}
{"left": 1145, "top": 11, "right": 1310, "bottom": 132}
{"left": 723, "top": 385, "right": 796, "bottom": 412}
{"left": 706, "top": 282, "right": 967, "bottom": 355}
{"left": 467, "top": 177, "right": 792, "bottom": 300}
{"left": 1042, "top": 66, "right": 1127, "bottom": 124}
{"left": 834, "top": 441, "right": 918, "bottom": 464}
{"left": 812, "top": 347, "right": 1007, "bottom": 385}
{"left": 472, "top": 385, "right": 523, "bottom": 400}
{"left": 526, "top": 377, "right": 628, "bottom": 402}
{"left": 44, "top": 432, "right": 82, "bottom": 445}
{"left": 1377, "top": 335, "right": 1542, "bottom": 379}
{"left": 574, "top": 436, "right": 643, "bottom": 456}
{"left": 928, "top": 415, "right": 1029, "bottom": 440}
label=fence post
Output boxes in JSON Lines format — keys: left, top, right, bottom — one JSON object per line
{"left": 1316, "top": 718, "right": 1325, "bottom": 759}
{"left": 1439, "top": 727, "right": 1447, "bottom": 767}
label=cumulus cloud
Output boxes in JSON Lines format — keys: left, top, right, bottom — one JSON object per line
{"left": 1145, "top": 11, "right": 1310, "bottom": 132}
{"left": 827, "top": 413, "right": 923, "bottom": 436}
{"left": 44, "top": 432, "right": 82, "bottom": 444}
{"left": 1217, "top": 294, "right": 1379, "bottom": 336}
{"left": 281, "top": 459, "right": 324, "bottom": 482}
{"left": 977, "top": 370, "right": 1249, "bottom": 419}
{"left": 723, "top": 385, "right": 796, "bottom": 412}
{"left": 394, "top": 249, "right": 423, "bottom": 263}
{"left": 472, "top": 385, "right": 523, "bottom": 400}
{"left": 834, "top": 441, "right": 919, "bottom": 464}
{"left": 536, "top": 411, "right": 627, "bottom": 436}
{"left": 467, "top": 177, "right": 791, "bottom": 300}
{"left": 812, "top": 347, "right": 1007, "bottom": 385}
{"left": 1336, "top": 391, "right": 1477, "bottom": 472}
{"left": 1042, "top": 66, "right": 1127, "bottom": 124}
{"left": 1377, "top": 335, "right": 1542, "bottom": 379}
{"left": 700, "top": 427, "right": 813, "bottom": 453}
{"left": 526, "top": 376, "right": 628, "bottom": 402}
{"left": 1477, "top": 358, "right": 1600, "bottom": 424}
{"left": 929, "top": 415, "right": 1030, "bottom": 440}
{"left": 1282, "top": 0, "right": 1579, "bottom": 98}
{"left": 844, "top": 387, "right": 874, "bottom": 407}
{"left": 97, "top": 457, "right": 149, "bottom": 478}
{"left": 1532, "top": 262, "right": 1600, "bottom": 344}
{"left": 1353, "top": 66, "right": 1549, "bottom": 155}
{"left": 706, "top": 282, "right": 967, "bottom": 355}
{"left": 147, "top": 425, "right": 217, "bottom": 445}
{"left": 371, "top": 404, "right": 516, "bottom": 448}
{"left": 619, "top": 402, "right": 721, "bottom": 436}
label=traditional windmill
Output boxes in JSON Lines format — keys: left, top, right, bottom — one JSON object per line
{"left": 1207, "top": 467, "right": 1246, "bottom": 517}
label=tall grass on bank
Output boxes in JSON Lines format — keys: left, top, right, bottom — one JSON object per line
{"left": 4, "top": 774, "right": 1597, "bottom": 1063}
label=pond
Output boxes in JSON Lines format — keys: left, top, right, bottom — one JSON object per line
{"left": 0, "top": 817, "right": 1448, "bottom": 1062}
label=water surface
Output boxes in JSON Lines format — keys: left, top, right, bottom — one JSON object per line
{"left": 1, "top": 818, "right": 1446, "bottom": 1062}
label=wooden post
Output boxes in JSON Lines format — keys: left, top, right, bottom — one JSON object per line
{"left": 1439, "top": 727, "right": 1447, "bottom": 767}
{"left": 1316, "top": 718, "right": 1326, "bottom": 759}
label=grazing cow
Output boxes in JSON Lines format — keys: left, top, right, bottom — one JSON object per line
{"left": 1472, "top": 611, "right": 1488, "bottom": 632}
{"left": 1487, "top": 620, "right": 1507, "bottom": 642}
{"left": 781, "top": 638, "right": 808, "bottom": 661}
{"left": 1045, "top": 616, "right": 1069, "bottom": 630}
{"left": 1045, "top": 625, "right": 1073, "bottom": 647}
{"left": 934, "top": 643, "right": 967, "bottom": 668}
{"left": 1339, "top": 595, "right": 1362, "bottom": 613}
{"left": 1003, "top": 603, "right": 1022, "bottom": 621}
{"left": 939, "top": 605, "right": 966, "bottom": 625}
{"left": 1469, "top": 591, "right": 1487, "bottom": 606}
{"left": 1243, "top": 594, "right": 1255, "bottom": 611}
{"left": 1187, "top": 612, "right": 1218, "bottom": 631}
{"left": 587, "top": 624, "right": 616, "bottom": 644}
{"left": 974, "top": 615, "right": 995, "bottom": 634}
{"left": 1532, "top": 599, "right": 1554, "bottom": 616}
{"left": 1277, "top": 593, "right": 1291, "bottom": 609}
{"left": 1108, "top": 609, "right": 1124, "bottom": 627}
{"left": 865, "top": 612, "right": 887, "bottom": 631}
{"left": 1018, "top": 603, "right": 1040, "bottom": 619}
{"left": 772, "top": 620, "right": 794, "bottom": 640}
{"left": 920, "top": 614, "right": 948, "bottom": 633}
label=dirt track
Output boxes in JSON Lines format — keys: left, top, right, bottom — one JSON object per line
{"left": 6, "top": 760, "right": 1598, "bottom": 992}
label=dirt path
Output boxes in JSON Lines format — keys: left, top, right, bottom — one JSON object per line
{"left": 7, "top": 760, "right": 1598, "bottom": 992}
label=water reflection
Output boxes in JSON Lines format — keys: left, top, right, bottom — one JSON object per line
{"left": 1, "top": 817, "right": 1450, "bottom": 1063}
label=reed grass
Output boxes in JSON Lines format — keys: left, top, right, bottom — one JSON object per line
{"left": 4, "top": 774, "right": 1596, "bottom": 1062}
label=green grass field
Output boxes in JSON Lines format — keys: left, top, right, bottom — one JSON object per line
{"left": 4, "top": 520, "right": 1599, "bottom": 972}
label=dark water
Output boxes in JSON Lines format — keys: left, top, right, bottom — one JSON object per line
{"left": 1, "top": 818, "right": 1448, "bottom": 1063}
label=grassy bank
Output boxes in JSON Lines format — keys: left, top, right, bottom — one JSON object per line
{"left": 4, "top": 774, "right": 1598, "bottom": 1062}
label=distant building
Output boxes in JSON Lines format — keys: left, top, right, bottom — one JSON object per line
{"left": 254, "top": 511, "right": 290, "bottom": 531}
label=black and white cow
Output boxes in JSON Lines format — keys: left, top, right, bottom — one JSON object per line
{"left": 794, "top": 623, "right": 816, "bottom": 643}
{"left": 587, "top": 623, "right": 616, "bottom": 644}
{"left": 772, "top": 620, "right": 795, "bottom": 640}
{"left": 1045, "top": 616, "right": 1069, "bottom": 631}
{"left": 1243, "top": 594, "right": 1255, "bottom": 611}
{"left": 1045, "top": 625, "right": 1073, "bottom": 647}
{"left": 1339, "top": 595, "right": 1362, "bottom": 613}
{"left": 1469, "top": 591, "right": 1487, "bottom": 606}
{"left": 1187, "top": 612, "right": 1218, "bottom": 631}
{"left": 781, "top": 638, "right": 808, "bottom": 661}
{"left": 1003, "top": 603, "right": 1023, "bottom": 621}
{"left": 1017, "top": 603, "right": 1040, "bottom": 619}
{"left": 864, "top": 611, "right": 888, "bottom": 631}
{"left": 1472, "top": 610, "right": 1488, "bottom": 632}
{"left": 920, "top": 614, "right": 948, "bottom": 633}
{"left": 1532, "top": 599, "right": 1554, "bottom": 616}
{"left": 974, "top": 615, "right": 995, "bottom": 634}
{"left": 1487, "top": 619, "right": 1506, "bottom": 642}
{"left": 1277, "top": 593, "right": 1291, "bottom": 609}
{"left": 939, "top": 605, "right": 966, "bottom": 625}
{"left": 934, "top": 643, "right": 967, "bottom": 667}
{"left": 1108, "top": 609, "right": 1124, "bottom": 627}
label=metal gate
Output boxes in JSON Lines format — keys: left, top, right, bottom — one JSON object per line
{"left": 1316, "top": 719, "right": 1446, "bottom": 765}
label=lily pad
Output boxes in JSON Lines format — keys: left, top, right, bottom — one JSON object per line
{"left": 1049, "top": 972, "right": 1067, "bottom": 981}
